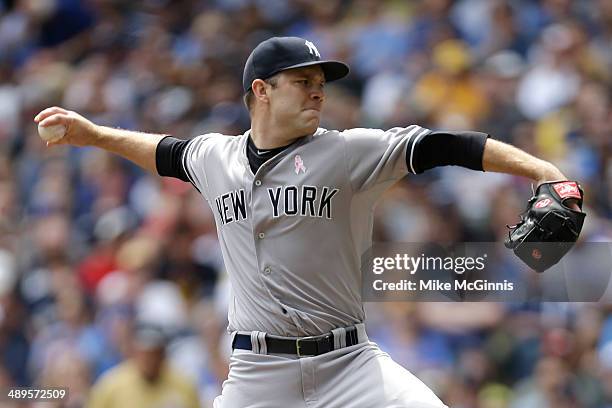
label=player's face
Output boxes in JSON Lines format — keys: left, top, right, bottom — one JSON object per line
{"left": 269, "top": 65, "right": 326, "bottom": 135}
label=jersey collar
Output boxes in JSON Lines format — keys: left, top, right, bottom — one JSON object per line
{"left": 239, "top": 128, "right": 323, "bottom": 174}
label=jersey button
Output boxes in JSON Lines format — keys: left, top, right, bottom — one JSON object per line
{"left": 263, "top": 267, "right": 271, "bottom": 275}
{"left": 254, "top": 180, "right": 262, "bottom": 186}
{"left": 258, "top": 232, "right": 265, "bottom": 239}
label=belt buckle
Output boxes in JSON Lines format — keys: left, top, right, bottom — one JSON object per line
{"left": 296, "top": 336, "right": 315, "bottom": 357}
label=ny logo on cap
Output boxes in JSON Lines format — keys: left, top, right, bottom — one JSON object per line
{"left": 305, "top": 40, "right": 320, "bottom": 58}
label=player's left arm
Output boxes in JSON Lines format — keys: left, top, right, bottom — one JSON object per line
{"left": 411, "top": 131, "right": 566, "bottom": 184}
{"left": 410, "top": 131, "right": 580, "bottom": 209}
{"left": 481, "top": 139, "right": 582, "bottom": 210}
{"left": 480, "top": 138, "right": 566, "bottom": 185}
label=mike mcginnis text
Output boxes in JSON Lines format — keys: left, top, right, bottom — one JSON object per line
{"left": 372, "top": 279, "right": 514, "bottom": 292}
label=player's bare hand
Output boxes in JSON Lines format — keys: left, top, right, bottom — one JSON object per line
{"left": 34, "top": 107, "right": 98, "bottom": 147}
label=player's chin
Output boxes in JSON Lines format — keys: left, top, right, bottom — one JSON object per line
{"left": 300, "top": 114, "right": 320, "bottom": 133}
{"left": 301, "top": 121, "right": 319, "bottom": 135}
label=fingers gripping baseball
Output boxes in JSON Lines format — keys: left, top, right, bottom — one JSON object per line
{"left": 34, "top": 107, "right": 97, "bottom": 147}
{"left": 34, "top": 106, "right": 69, "bottom": 122}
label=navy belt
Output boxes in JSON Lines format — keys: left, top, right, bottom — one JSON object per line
{"left": 232, "top": 326, "right": 360, "bottom": 357}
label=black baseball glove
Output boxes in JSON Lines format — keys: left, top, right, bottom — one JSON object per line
{"left": 505, "top": 181, "right": 586, "bottom": 272}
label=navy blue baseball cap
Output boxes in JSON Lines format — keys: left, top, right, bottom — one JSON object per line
{"left": 242, "top": 37, "right": 350, "bottom": 93}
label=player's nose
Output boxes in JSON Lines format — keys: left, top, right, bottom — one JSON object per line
{"left": 310, "top": 86, "right": 325, "bottom": 102}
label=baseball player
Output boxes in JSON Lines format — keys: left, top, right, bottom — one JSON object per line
{"left": 35, "top": 37, "right": 580, "bottom": 407}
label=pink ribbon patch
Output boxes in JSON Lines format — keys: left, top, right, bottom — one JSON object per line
{"left": 294, "top": 155, "right": 306, "bottom": 174}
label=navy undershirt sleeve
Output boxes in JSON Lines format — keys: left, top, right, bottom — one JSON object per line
{"left": 156, "top": 136, "right": 191, "bottom": 182}
{"left": 408, "top": 130, "right": 489, "bottom": 174}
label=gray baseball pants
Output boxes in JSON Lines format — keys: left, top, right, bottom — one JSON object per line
{"left": 213, "top": 324, "right": 448, "bottom": 408}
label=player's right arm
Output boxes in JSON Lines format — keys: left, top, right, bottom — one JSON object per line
{"left": 34, "top": 106, "right": 165, "bottom": 174}
{"left": 35, "top": 106, "right": 209, "bottom": 193}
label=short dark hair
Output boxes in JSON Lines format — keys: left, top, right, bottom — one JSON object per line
{"left": 243, "top": 75, "right": 279, "bottom": 112}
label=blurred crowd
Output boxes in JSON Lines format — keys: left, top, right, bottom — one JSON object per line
{"left": 0, "top": 0, "right": 611, "bottom": 407}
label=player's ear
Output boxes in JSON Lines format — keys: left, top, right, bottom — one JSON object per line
{"left": 252, "top": 79, "right": 270, "bottom": 104}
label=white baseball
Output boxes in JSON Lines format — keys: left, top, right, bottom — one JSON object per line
{"left": 38, "top": 123, "right": 66, "bottom": 142}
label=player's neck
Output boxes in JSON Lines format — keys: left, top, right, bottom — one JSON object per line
{"left": 250, "top": 115, "right": 305, "bottom": 149}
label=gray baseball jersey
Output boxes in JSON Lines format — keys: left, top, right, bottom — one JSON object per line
{"left": 180, "top": 125, "right": 431, "bottom": 337}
